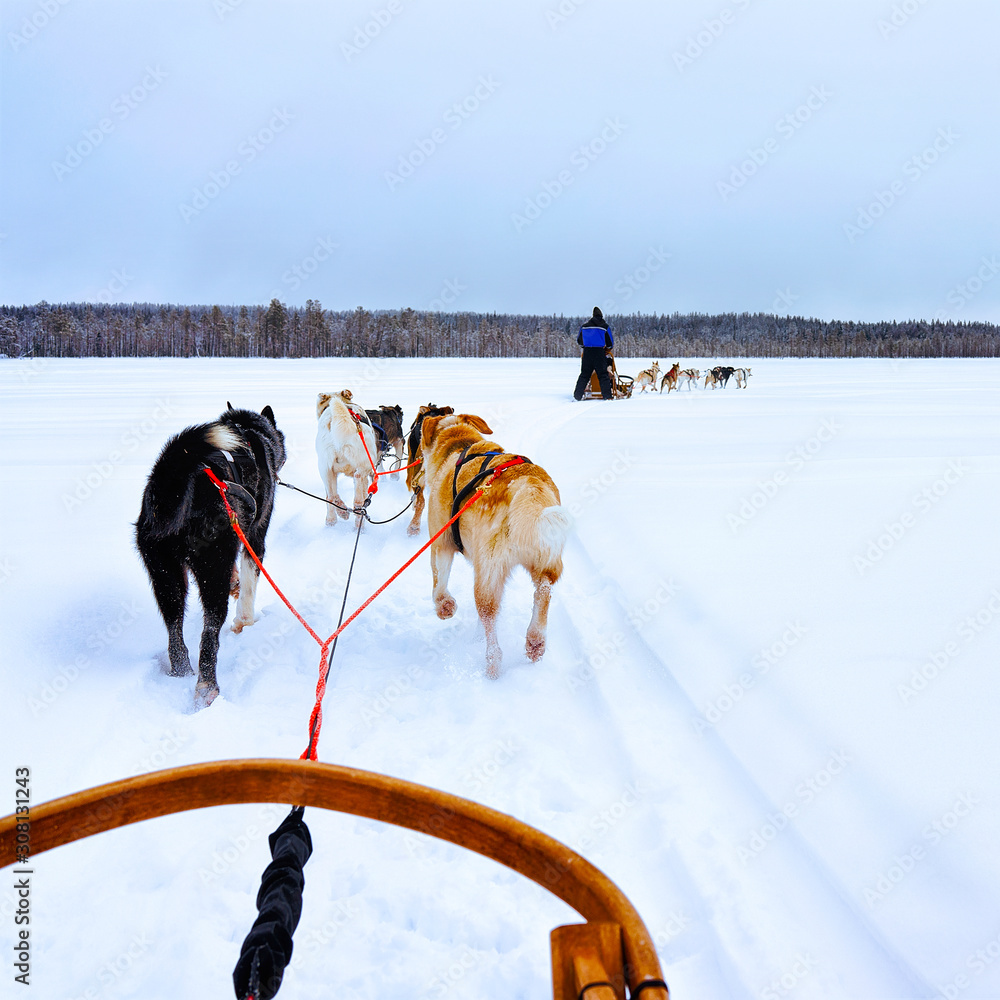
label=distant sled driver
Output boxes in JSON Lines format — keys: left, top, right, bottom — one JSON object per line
{"left": 573, "top": 306, "right": 614, "bottom": 400}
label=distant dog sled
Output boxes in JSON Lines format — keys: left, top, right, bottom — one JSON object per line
{"left": 579, "top": 353, "right": 633, "bottom": 399}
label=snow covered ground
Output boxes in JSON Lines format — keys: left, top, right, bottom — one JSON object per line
{"left": 2, "top": 356, "right": 999, "bottom": 1000}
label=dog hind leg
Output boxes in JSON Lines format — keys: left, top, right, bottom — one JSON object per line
{"left": 324, "top": 466, "right": 348, "bottom": 524}
{"left": 525, "top": 570, "right": 556, "bottom": 662}
{"left": 352, "top": 471, "right": 368, "bottom": 530}
{"left": 474, "top": 575, "right": 503, "bottom": 679}
{"left": 232, "top": 550, "right": 260, "bottom": 633}
{"left": 431, "top": 542, "right": 457, "bottom": 619}
{"left": 407, "top": 486, "right": 424, "bottom": 537}
{"left": 141, "top": 541, "right": 194, "bottom": 677}
{"left": 190, "top": 557, "right": 232, "bottom": 708}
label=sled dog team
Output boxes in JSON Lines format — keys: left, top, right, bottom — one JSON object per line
{"left": 137, "top": 394, "right": 571, "bottom": 706}
{"left": 633, "top": 362, "right": 753, "bottom": 392}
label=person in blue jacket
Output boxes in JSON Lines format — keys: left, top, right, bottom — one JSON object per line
{"left": 573, "top": 306, "right": 614, "bottom": 400}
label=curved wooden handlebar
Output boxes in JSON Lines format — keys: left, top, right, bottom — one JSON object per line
{"left": 0, "top": 758, "right": 667, "bottom": 997}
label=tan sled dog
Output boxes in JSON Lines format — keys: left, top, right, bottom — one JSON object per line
{"left": 634, "top": 361, "right": 661, "bottom": 393}
{"left": 421, "top": 413, "right": 571, "bottom": 678}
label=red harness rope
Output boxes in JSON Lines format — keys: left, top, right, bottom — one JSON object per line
{"left": 349, "top": 410, "right": 421, "bottom": 496}
{"left": 204, "top": 460, "right": 516, "bottom": 760}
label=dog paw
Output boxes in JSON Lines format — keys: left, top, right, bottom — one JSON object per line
{"left": 436, "top": 596, "right": 457, "bottom": 619}
{"left": 406, "top": 523, "right": 421, "bottom": 537}
{"left": 485, "top": 649, "right": 503, "bottom": 679}
{"left": 193, "top": 682, "right": 220, "bottom": 709}
{"left": 337, "top": 506, "right": 350, "bottom": 521}
{"left": 231, "top": 614, "right": 255, "bottom": 634}
{"left": 525, "top": 633, "right": 546, "bottom": 662}
{"left": 168, "top": 660, "right": 194, "bottom": 678}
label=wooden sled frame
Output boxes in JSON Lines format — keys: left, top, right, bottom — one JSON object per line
{"left": 582, "top": 353, "right": 634, "bottom": 400}
{"left": 0, "top": 759, "right": 668, "bottom": 999}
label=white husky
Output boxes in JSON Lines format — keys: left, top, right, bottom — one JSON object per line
{"left": 315, "top": 390, "right": 379, "bottom": 528}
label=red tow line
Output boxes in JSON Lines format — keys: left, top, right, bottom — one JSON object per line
{"left": 203, "top": 461, "right": 516, "bottom": 760}
{"left": 350, "top": 409, "right": 420, "bottom": 496}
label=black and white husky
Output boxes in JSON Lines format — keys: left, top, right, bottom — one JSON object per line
{"left": 135, "top": 405, "right": 286, "bottom": 707}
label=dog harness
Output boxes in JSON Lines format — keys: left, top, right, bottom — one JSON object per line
{"left": 368, "top": 419, "right": 388, "bottom": 460}
{"left": 449, "top": 446, "right": 531, "bottom": 553}
{"left": 201, "top": 436, "right": 261, "bottom": 521}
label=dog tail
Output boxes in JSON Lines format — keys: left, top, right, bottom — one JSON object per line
{"left": 534, "top": 505, "right": 573, "bottom": 567}
{"left": 138, "top": 423, "right": 234, "bottom": 540}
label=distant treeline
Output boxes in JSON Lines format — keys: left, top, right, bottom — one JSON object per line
{"left": 2, "top": 300, "right": 999, "bottom": 359}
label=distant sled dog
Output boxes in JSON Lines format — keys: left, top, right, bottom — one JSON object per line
{"left": 316, "top": 390, "right": 379, "bottom": 529}
{"left": 135, "top": 404, "right": 286, "bottom": 708}
{"left": 420, "top": 412, "right": 572, "bottom": 678}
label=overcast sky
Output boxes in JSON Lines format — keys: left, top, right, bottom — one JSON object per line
{"left": 2, "top": 0, "right": 998, "bottom": 321}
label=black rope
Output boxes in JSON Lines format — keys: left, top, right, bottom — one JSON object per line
{"left": 364, "top": 492, "right": 416, "bottom": 525}
{"left": 278, "top": 477, "right": 415, "bottom": 526}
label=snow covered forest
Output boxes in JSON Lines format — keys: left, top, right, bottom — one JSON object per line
{"left": 3, "top": 301, "right": 1000, "bottom": 360}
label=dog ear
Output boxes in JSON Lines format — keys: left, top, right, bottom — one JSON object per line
{"left": 316, "top": 392, "right": 331, "bottom": 417}
{"left": 227, "top": 401, "right": 235, "bottom": 411}
{"left": 460, "top": 414, "right": 493, "bottom": 435}
{"left": 261, "top": 405, "right": 276, "bottom": 427}
{"left": 421, "top": 414, "right": 444, "bottom": 449}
